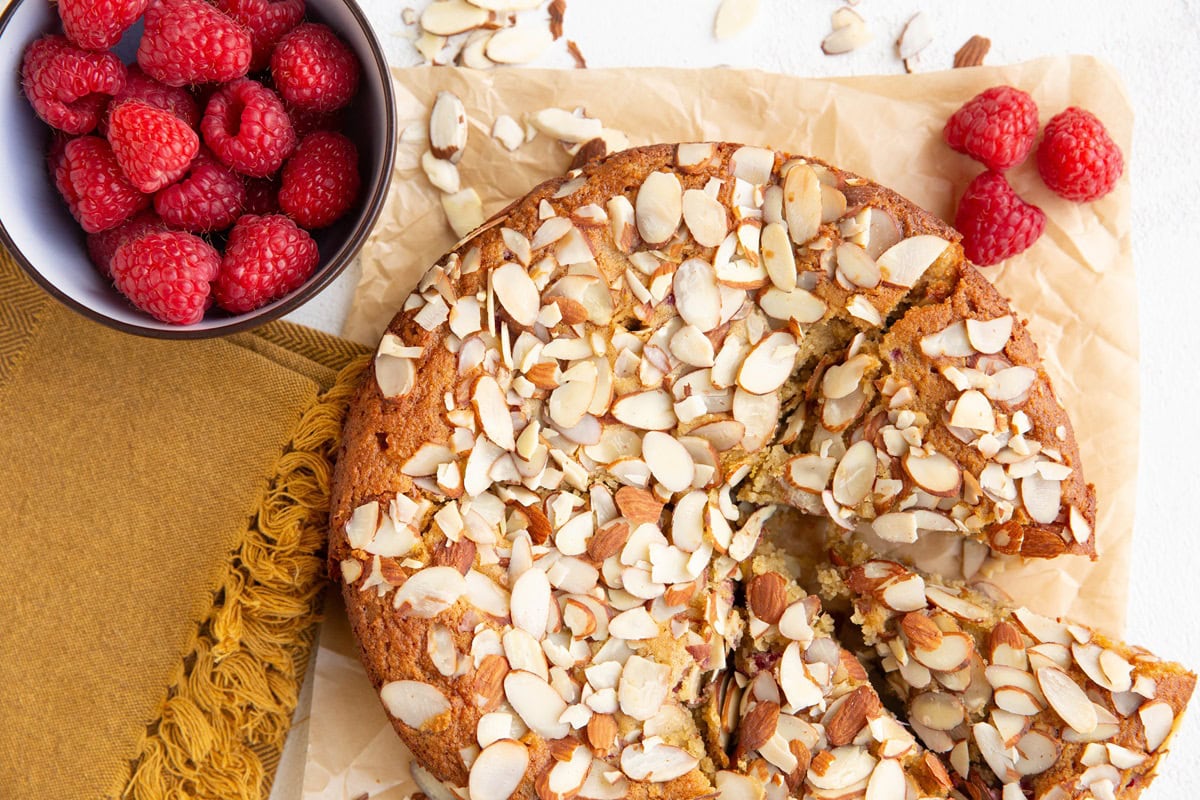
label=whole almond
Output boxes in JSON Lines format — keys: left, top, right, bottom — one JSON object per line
{"left": 587, "top": 520, "right": 630, "bottom": 561}
{"left": 472, "top": 654, "right": 508, "bottom": 711}
{"left": 825, "top": 686, "right": 880, "bottom": 746}
{"left": 614, "top": 486, "right": 664, "bottom": 525}
{"left": 736, "top": 700, "right": 780, "bottom": 755}
{"left": 747, "top": 572, "right": 787, "bottom": 624}
{"left": 901, "top": 611, "right": 944, "bottom": 651}
{"left": 586, "top": 713, "right": 618, "bottom": 754}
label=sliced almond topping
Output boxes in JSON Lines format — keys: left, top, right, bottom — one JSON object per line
{"left": 1014, "top": 730, "right": 1059, "bottom": 776}
{"left": 920, "top": 321, "right": 975, "bottom": 359}
{"left": 877, "top": 235, "right": 951, "bottom": 288}
{"left": 642, "top": 431, "right": 695, "bottom": 493}
{"left": 835, "top": 241, "right": 881, "bottom": 289}
{"left": 673, "top": 258, "right": 722, "bottom": 332}
{"left": 954, "top": 35, "right": 992, "bottom": 69}
{"left": 617, "top": 655, "right": 671, "bottom": 721}
{"left": 761, "top": 222, "right": 797, "bottom": 291}
{"left": 806, "top": 746, "right": 877, "bottom": 791}
{"left": 714, "top": 0, "right": 759, "bottom": 40}
{"left": 1140, "top": 701, "right": 1175, "bottom": 752}
{"left": 635, "top": 171, "right": 683, "bottom": 246}
{"left": 608, "top": 606, "right": 659, "bottom": 640}
{"left": 783, "top": 163, "right": 821, "bottom": 245}
{"left": 986, "top": 366, "right": 1038, "bottom": 403}
{"left": 492, "top": 261, "right": 540, "bottom": 327}
{"left": 902, "top": 450, "right": 962, "bottom": 496}
{"left": 832, "top": 439, "right": 876, "bottom": 507}
{"left": 760, "top": 287, "right": 827, "bottom": 325}
{"left": 511, "top": 568, "right": 552, "bottom": 639}
{"left": 787, "top": 454, "right": 835, "bottom": 494}
{"left": 1020, "top": 474, "right": 1062, "bottom": 524}
{"left": 486, "top": 26, "right": 552, "bottom": 64}
{"left": 879, "top": 574, "right": 929, "bottom": 613}
{"left": 1037, "top": 666, "right": 1098, "bottom": 734}
{"left": 381, "top": 680, "right": 450, "bottom": 728}
{"left": 619, "top": 741, "right": 698, "bottom": 783}
{"left": 973, "top": 722, "right": 1015, "bottom": 780}
{"left": 747, "top": 572, "right": 787, "bottom": 624}
{"left": 505, "top": 670, "right": 570, "bottom": 739}
{"left": 429, "top": 91, "right": 469, "bottom": 163}
{"left": 966, "top": 316, "right": 1013, "bottom": 355}
{"left": 872, "top": 512, "right": 918, "bottom": 544}
{"left": 901, "top": 612, "right": 943, "bottom": 651}
{"left": 470, "top": 739, "right": 530, "bottom": 800}
{"left": 911, "top": 631, "right": 973, "bottom": 673}
{"left": 865, "top": 758, "right": 906, "bottom": 800}
{"left": 730, "top": 146, "right": 774, "bottom": 184}
{"left": 376, "top": 334, "right": 419, "bottom": 397}
{"left": 950, "top": 389, "right": 995, "bottom": 431}
{"left": 737, "top": 331, "right": 797, "bottom": 395}
{"left": 586, "top": 714, "right": 618, "bottom": 754}
{"left": 911, "top": 692, "right": 965, "bottom": 732}
{"left": 611, "top": 389, "right": 675, "bottom": 431}
{"left": 473, "top": 375, "right": 515, "bottom": 450}
{"left": 676, "top": 142, "right": 715, "bottom": 172}
{"left": 682, "top": 188, "right": 729, "bottom": 247}
{"left": 393, "top": 566, "right": 466, "bottom": 617}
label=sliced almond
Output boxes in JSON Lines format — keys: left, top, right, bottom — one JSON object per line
{"left": 421, "top": 151, "right": 461, "bottom": 194}
{"left": 949, "top": 389, "right": 994, "bottom": 431}
{"left": 529, "top": 108, "right": 604, "bottom": 144}
{"left": 896, "top": 12, "right": 933, "bottom": 61}
{"left": 714, "top": 0, "right": 759, "bottom": 40}
{"left": 682, "top": 188, "right": 729, "bottom": 247}
{"left": 442, "top": 188, "right": 485, "bottom": 237}
{"left": 911, "top": 631, "right": 973, "bottom": 673}
{"left": 1020, "top": 474, "right": 1062, "bottom": 524}
{"left": 783, "top": 163, "right": 821, "bottom": 245}
{"left": 910, "top": 692, "right": 965, "bottom": 731}
{"left": 673, "top": 258, "right": 722, "bottom": 332}
{"left": 879, "top": 573, "right": 927, "bottom": 612}
{"left": 510, "top": 568, "right": 552, "bottom": 639}
{"left": 902, "top": 450, "right": 962, "bottom": 496}
{"left": 492, "top": 261, "right": 539, "bottom": 327}
{"left": 730, "top": 146, "right": 775, "bottom": 184}
{"left": 832, "top": 439, "right": 876, "bottom": 507}
{"left": 676, "top": 142, "right": 715, "bottom": 172}
{"left": 1140, "top": 701, "right": 1175, "bottom": 752}
{"left": 492, "top": 114, "right": 524, "bottom": 151}
{"left": 1037, "top": 666, "right": 1098, "bottom": 734}
{"left": 877, "top": 235, "right": 951, "bottom": 288}
{"left": 473, "top": 375, "right": 514, "bottom": 450}
{"left": 636, "top": 171, "right": 683, "bottom": 246}
{"left": 381, "top": 680, "right": 450, "bottom": 728}
{"left": 787, "top": 454, "right": 835, "bottom": 493}
{"left": 393, "top": 566, "right": 466, "bottom": 617}
{"left": 470, "top": 739, "right": 530, "bottom": 800}
{"left": 920, "top": 321, "right": 974, "bottom": 359}
{"left": 429, "top": 91, "right": 469, "bottom": 163}
{"left": 966, "top": 316, "right": 1013, "bottom": 355}
{"left": 486, "top": 26, "right": 552, "bottom": 64}
{"left": 759, "top": 287, "right": 827, "bottom": 325}
{"left": 761, "top": 222, "right": 797, "bottom": 291}
{"left": 642, "top": 431, "right": 696, "bottom": 492}
{"left": 835, "top": 242, "right": 881, "bottom": 289}
{"left": 822, "top": 16, "right": 872, "bottom": 55}
{"left": 421, "top": 0, "right": 489, "bottom": 35}
{"left": 872, "top": 512, "right": 918, "bottom": 544}
{"left": 954, "top": 35, "right": 992, "bottom": 69}
{"left": 737, "top": 331, "right": 797, "bottom": 395}
{"left": 611, "top": 390, "right": 675, "bottom": 431}
{"left": 619, "top": 742, "right": 698, "bottom": 783}
{"left": 618, "top": 655, "right": 671, "bottom": 721}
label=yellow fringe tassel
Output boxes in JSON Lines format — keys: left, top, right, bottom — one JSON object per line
{"left": 117, "top": 354, "right": 370, "bottom": 800}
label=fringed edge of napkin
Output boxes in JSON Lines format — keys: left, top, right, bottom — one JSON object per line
{"left": 114, "top": 353, "right": 370, "bottom": 800}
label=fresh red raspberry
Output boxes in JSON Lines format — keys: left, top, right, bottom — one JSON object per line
{"left": 215, "top": 213, "right": 319, "bottom": 312}
{"left": 201, "top": 78, "right": 297, "bottom": 178}
{"left": 215, "top": 0, "right": 305, "bottom": 72}
{"left": 1036, "top": 107, "right": 1124, "bottom": 202}
{"left": 286, "top": 104, "right": 343, "bottom": 138}
{"left": 137, "top": 0, "right": 252, "bottom": 87}
{"left": 110, "top": 230, "right": 219, "bottom": 324}
{"left": 57, "top": 0, "right": 149, "bottom": 51}
{"left": 154, "top": 150, "right": 245, "bottom": 231}
{"left": 270, "top": 23, "right": 360, "bottom": 113}
{"left": 944, "top": 86, "right": 1039, "bottom": 173}
{"left": 243, "top": 177, "right": 280, "bottom": 215}
{"left": 99, "top": 66, "right": 199, "bottom": 136}
{"left": 279, "top": 131, "right": 359, "bottom": 228}
{"left": 86, "top": 210, "right": 167, "bottom": 278}
{"left": 107, "top": 100, "right": 200, "bottom": 193}
{"left": 55, "top": 136, "right": 149, "bottom": 233}
{"left": 955, "top": 171, "right": 1046, "bottom": 266}
{"left": 21, "top": 35, "right": 126, "bottom": 134}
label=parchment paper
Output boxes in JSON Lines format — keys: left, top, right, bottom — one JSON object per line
{"left": 311, "top": 57, "right": 1137, "bottom": 799}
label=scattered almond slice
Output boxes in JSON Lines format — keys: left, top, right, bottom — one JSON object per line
{"left": 953, "top": 35, "right": 991, "bottom": 68}
{"left": 529, "top": 108, "right": 603, "bottom": 144}
{"left": 421, "top": 0, "right": 489, "bottom": 36}
{"left": 442, "top": 188, "right": 485, "bottom": 237}
{"left": 822, "top": 8, "right": 872, "bottom": 55}
{"left": 897, "top": 12, "right": 934, "bottom": 63}
{"left": 491, "top": 115, "right": 524, "bottom": 151}
{"left": 713, "top": 0, "right": 759, "bottom": 40}
{"left": 486, "top": 25, "right": 552, "bottom": 64}
{"left": 430, "top": 91, "right": 468, "bottom": 164}
{"left": 421, "top": 151, "right": 461, "bottom": 194}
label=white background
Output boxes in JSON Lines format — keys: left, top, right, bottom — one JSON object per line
{"left": 268, "top": 0, "right": 1200, "bottom": 796}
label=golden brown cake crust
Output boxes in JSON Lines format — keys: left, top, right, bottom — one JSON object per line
{"left": 328, "top": 143, "right": 1109, "bottom": 800}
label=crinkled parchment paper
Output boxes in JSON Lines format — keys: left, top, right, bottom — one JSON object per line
{"left": 309, "top": 57, "right": 1136, "bottom": 799}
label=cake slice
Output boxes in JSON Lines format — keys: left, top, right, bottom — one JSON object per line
{"left": 762, "top": 265, "right": 1097, "bottom": 562}
{"left": 821, "top": 551, "right": 1193, "bottom": 799}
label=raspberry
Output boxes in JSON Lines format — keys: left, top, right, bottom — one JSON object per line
{"left": 244, "top": 177, "right": 280, "bottom": 215}
{"left": 86, "top": 210, "right": 167, "bottom": 278}
{"left": 100, "top": 66, "right": 200, "bottom": 136}
{"left": 137, "top": 0, "right": 252, "bottom": 87}
{"left": 107, "top": 100, "right": 200, "bottom": 193}
{"left": 58, "top": 0, "right": 149, "bottom": 51}
{"left": 278, "top": 131, "right": 360, "bottom": 228}
{"left": 954, "top": 171, "right": 1046, "bottom": 267}
{"left": 201, "top": 78, "right": 297, "bottom": 177}
{"left": 21, "top": 35, "right": 126, "bottom": 134}
{"left": 286, "top": 104, "right": 343, "bottom": 138}
{"left": 270, "top": 23, "right": 359, "bottom": 113}
{"left": 55, "top": 136, "right": 149, "bottom": 233}
{"left": 944, "top": 86, "right": 1039, "bottom": 172}
{"left": 1036, "top": 107, "right": 1124, "bottom": 202}
{"left": 154, "top": 150, "right": 246, "bottom": 231}
{"left": 215, "top": 0, "right": 305, "bottom": 72}
{"left": 215, "top": 214, "right": 319, "bottom": 312}
{"left": 110, "top": 230, "right": 219, "bottom": 324}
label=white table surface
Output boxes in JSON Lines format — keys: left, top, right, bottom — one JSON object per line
{"left": 95, "top": 0, "right": 1194, "bottom": 796}
{"left": 3, "top": 0, "right": 1195, "bottom": 793}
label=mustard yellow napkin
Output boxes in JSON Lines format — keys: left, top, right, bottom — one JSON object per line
{"left": 0, "top": 250, "right": 368, "bottom": 800}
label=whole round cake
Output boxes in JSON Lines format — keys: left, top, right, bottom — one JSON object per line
{"left": 329, "top": 143, "right": 1190, "bottom": 800}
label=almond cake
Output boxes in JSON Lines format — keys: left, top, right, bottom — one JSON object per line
{"left": 328, "top": 143, "right": 1191, "bottom": 800}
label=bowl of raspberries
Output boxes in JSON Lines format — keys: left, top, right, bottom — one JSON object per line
{"left": 0, "top": 0, "right": 395, "bottom": 335}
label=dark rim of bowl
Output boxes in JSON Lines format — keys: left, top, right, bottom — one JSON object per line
{"left": 0, "top": 0, "right": 397, "bottom": 340}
